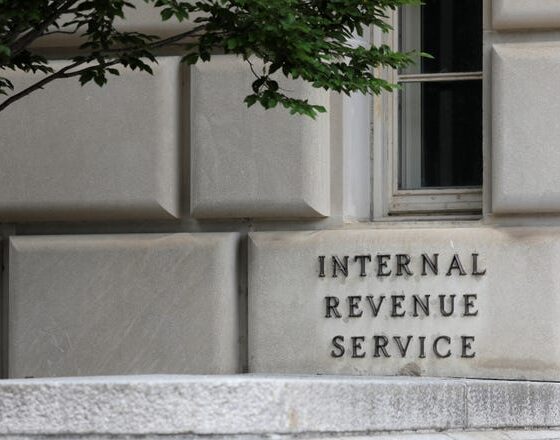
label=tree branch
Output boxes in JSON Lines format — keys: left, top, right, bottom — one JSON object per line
{"left": 0, "top": 25, "right": 210, "bottom": 112}
{"left": 96, "top": 25, "right": 207, "bottom": 55}
{"left": 9, "top": 0, "right": 80, "bottom": 56}
{"left": 41, "top": 30, "right": 79, "bottom": 37}
{"left": 60, "top": 59, "right": 121, "bottom": 79}
{"left": 0, "top": 60, "right": 83, "bottom": 112}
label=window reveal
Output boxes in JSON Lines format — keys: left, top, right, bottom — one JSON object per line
{"left": 372, "top": 0, "right": 484, "bottom": 217}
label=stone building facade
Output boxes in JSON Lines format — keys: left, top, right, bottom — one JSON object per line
{"left": 2, "top": 0, "right": 560, "bottom": 437}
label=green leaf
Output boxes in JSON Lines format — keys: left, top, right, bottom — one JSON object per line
{"left": 160, "top": 8, "right": 173, "bottom": 21}
{"left": 252, "top": 77, "right": 266, "bottom": 94}
{"left": 182, "top": 53, "right": 199, "bottom": 65}
{"left": 0, "top": 45, "right": 10, "bottom": 58}
{"left": 244, "top": 95, "right": 258, "bottom": 107}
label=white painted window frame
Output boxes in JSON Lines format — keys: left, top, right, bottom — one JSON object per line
{"left": 372, "top": 8, "right": 483, "bottom": 220}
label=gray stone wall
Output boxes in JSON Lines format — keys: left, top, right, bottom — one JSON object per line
{"left": 1, "top": 0, "right": 560, "bottom": 384}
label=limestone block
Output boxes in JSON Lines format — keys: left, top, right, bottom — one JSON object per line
{"left": 249, "top": 227, "right": 560, "bottom": 380}
{"left": 0, "top": 57, "right": 181, "bottom": 221}
{"left": 0, "top": 376, "right": 560, "bottom": 435}
{"left": 190, "top": 55, "right": 330, "bottom": 219}
{"left": 492, "top": 44, "right": 560, "bottom": 214}
{"left": 493, "top": 0, "right": 560, "bottom": 30}
{"left": 8, "top": 233, "right": 240, "bottom": 377}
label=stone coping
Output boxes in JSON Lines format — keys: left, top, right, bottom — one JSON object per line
{"left": 0, "top": 375, "right": 560, "bottom": 436}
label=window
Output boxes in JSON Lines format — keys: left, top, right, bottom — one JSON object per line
{"left": 373, "top": 0, "right": 483, "bottom": 218}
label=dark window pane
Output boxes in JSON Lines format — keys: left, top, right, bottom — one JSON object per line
{"left": 398, "top": 80, "right": 482, "bottom": 189}
{"left": 400, "top": 0, "right": 482, "bottom": 74}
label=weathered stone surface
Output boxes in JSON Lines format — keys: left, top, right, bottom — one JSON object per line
{"left": 190, "top": 55, "right": 330, "bottom": 219}
{"left": 8, "top": 233, "right": 240, "bottom": 377}
{"left": 0, "top": 57, "right": 181, "bottom": 221}
{"left": 249, "top": 227, "right": 560, "bottom": 380}
{"left": 1, "top": 432, "right": 560, "bottom": 440}
{"left": 493, "top": 0, "right": 560, "bottom": 30}
{"left": 448, "top": 431, "right": 560, "bottom": 440}
{"left": 0, "top": 376, "right": 467, "bottom": 434}
{"left": 492, "top": 44, "right": 560, "bottom": 214}
{"left": 467, "top": 380, "right": 560, "bottom": 428}
{"left": 0, "top": 376, "right": 559, "bottom": 435}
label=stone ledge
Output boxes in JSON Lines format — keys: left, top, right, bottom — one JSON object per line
{"left": 4, "top": 432, "right": 560, "bottom": 440}
{"left": 1, "top": 375, "right": 560, "bottom": 435}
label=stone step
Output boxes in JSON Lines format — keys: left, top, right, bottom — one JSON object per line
{"left": 1, "top": 375, "right": 560, "bottom": 436}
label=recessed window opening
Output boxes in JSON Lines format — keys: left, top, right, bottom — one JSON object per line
{"left": 398, "top": 0, "right": 483, "bottom": 191}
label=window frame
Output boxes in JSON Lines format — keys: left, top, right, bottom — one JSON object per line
{"left": 372, "top": 7, "right": 483, "bottom": 220}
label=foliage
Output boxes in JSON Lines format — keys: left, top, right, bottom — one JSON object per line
{"left": 0, "top": 0, "right": 421, "bottom": 116}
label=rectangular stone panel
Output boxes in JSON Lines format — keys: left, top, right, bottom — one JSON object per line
{"left": 0, "top": 57, "right": 181, "bottom": 221}
{"left": 493, "top": 0, "right": 560, "bottom": 30}
{"left": 190, "top": 55, "right": 330, "bottom": 219}
{"left": 492, "top": 43, "right": 560, "bottom": 214}
{"left": 9, "top": 233, "right": 240, "bottom": 377}
{"left": 249, "top": 227, "right": 560, "bottom": 380}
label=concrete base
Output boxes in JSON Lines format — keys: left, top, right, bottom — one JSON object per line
{"left": 1, "top": 375, "right": 560, "bottom": 437}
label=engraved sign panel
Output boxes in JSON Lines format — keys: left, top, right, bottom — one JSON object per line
{"left": 248, "top": 227, "right": 560, "bottom": 380}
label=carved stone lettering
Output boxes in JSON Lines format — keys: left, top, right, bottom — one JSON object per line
{"left": 319, "top": 252, "right": 484, "bottom": 361}
{"left": 319, "top": 253, "right": 486, "bottom": 279}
